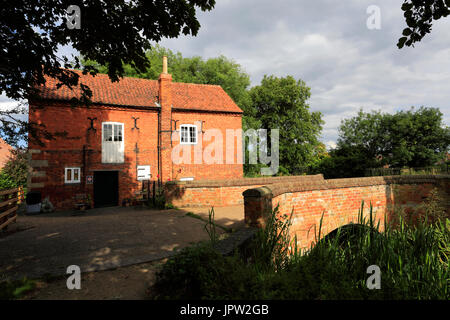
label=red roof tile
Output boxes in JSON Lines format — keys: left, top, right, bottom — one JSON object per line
{"left": 35, "top": 71, "right": 243, "bottom": 114}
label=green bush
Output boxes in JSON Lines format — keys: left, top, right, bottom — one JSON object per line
{"left": 0, "top": 170, "right": 17, "bottom": 190}
{"left": 147, "top": 186, "right": 175, "bottom": 210}
{"left": 1, "top": 147, "right": 28, "bottom": 189}
{"left": 152, "top": 243, "right": 259, "bottom": 300}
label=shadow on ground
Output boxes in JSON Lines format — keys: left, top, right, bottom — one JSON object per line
{"left": 0, "top": 205, "right": 245, "bottom": 282}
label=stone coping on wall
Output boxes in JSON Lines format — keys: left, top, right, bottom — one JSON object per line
{"left": 165, "top": 174, "right": 325, "bottom": 188}
{"left": 243, "top": 175, "right": 450, "bottom": 198}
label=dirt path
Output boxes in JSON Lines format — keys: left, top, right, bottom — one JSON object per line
{"left": 22, "top": 260, "right": 166, "bottom": 300}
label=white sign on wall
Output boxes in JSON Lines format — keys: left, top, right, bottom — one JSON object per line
{"left": 137, "top": 165, "right": 151, "bottom": 181}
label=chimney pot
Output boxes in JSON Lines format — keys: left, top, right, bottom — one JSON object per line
{"left": 162, "top": 56, "right": 168, "bottom": 74}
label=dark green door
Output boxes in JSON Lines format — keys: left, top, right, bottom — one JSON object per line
{"left": 93, "top": 171, "right": 119, "bottom": 208}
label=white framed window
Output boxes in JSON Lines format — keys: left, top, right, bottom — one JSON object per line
{"left": 180, "top": 124, "right": 197, "bottom": 144}
{"left": 65, "top": 167, "right": 81, "bottom": 183}
{"left": 102, "top": 122, "right": 124, "bottom": 163}
{"left": 103, "top": 123, "right": 123, "bottom": 142}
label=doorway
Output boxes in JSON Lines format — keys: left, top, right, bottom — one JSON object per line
{"left": 93, "top": 171, "right": 119, "bottom": 208}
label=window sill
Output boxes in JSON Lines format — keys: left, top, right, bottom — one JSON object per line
{"left": 101, "top": 162, "right": 125, "bottom": 165}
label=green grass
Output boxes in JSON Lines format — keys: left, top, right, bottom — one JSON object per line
{"left": 151, "top": 195, "right": 449, "bottom": 300}
{"left": 0, "top": 277, "right": 36, "bottom": 300}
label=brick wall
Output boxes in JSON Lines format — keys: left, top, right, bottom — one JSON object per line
{"left": 243, "top": 175, "right": 450, "bottom": 250}
{"left": 165, "top": 174, "right": 325, "bottom": 207}
{"left": 28, "top": 103, "right": 160, "bottom": 209}
{"left": 170, "top": 110, "right": 244, "bottom": 181}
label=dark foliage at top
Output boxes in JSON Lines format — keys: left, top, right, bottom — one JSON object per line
{"left": 399, "top": 0, "right": 450, "bottom": 48}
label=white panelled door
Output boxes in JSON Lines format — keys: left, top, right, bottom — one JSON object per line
{"left": 102, "top": 122, "right": 124, "bottom": 163}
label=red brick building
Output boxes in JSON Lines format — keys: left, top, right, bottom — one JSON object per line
{"left": 28, "top": 58, "right": 243, "bottom": 209}
{"left": 0, "top": 138, "right": 13, "bottom": 168}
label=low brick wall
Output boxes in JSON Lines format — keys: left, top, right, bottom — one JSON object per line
{"left": 165, "top": 174, "right": 325, "bottom": 207}
{"left": 243, "top": 175, "right": 450, "bottom": 250}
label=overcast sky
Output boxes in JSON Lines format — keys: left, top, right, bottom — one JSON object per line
{"left": 2, "top": 0, "right": 449, "bottom": 148}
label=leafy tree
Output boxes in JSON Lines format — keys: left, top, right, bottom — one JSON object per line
{"left": 337, "top": 109, "right": 391, "bottom": 164}
{"left": 1, "top": 0, "right": 216, "bottom": 146}
{"left": 308, "top": 142, "right": 330, "bottom": 171}
{"left": 83, "top": 45, "right": 181, "bottom": 81}
{"left": 249, "top": 75, "right": 324, "bottom": 175}
{"left": 336, "top": 107, "right": 449, "bottom": 171}
{"left": 398, "top": 0, "right": 450, "bottom": 48}
{"left": 386, "top": 107, "right": 450, "bottom": 167}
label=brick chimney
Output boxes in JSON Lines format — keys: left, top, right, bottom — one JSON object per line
{"left": 159, "top": 55, "right": 173, "bottom": 182}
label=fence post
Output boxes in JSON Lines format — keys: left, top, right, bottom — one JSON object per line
{"left": 152, "top": 180, "right": 156, "bottom": 206}
{"left": 0, "top": 187, "right": 19, "bottom": 231}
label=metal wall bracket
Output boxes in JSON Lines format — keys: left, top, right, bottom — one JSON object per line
{"left": 132, "top": 117, "right": 140, "bottom": 130}
{"left": 87, "top": 117, "right": 97, "bottom": 132}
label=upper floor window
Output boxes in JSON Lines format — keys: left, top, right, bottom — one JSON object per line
{"left": 103, "top": 123, "right": 123, "bottom": 142}
{"left": 180, "top": 124, "right": 197, "bottom": 144}
{"left": 102, "top": 122, "right": 124, "bottom": 163}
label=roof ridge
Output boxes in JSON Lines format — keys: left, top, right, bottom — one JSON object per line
{"left": 62, "top": 69, "right": 223, "bottom": 88}
{"left": 172, "top": 82, "right": 222, "bottom": 88}
{"left": 69, "top": 70, "right": 158, "bottom": 82}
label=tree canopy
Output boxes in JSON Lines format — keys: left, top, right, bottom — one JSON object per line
{"left": 85, "top": 45, "right": 252, "bottom": 112}
{"left": 249, "top": 75, "right": 324, "bottom": 175}
{"left": 337, "top": 107, "right": 450, "bottom": 168}
{"left": 1, "top": 0, "right": 216, "bottom": 100}
{"left": 398, "top": 0, "right": 450, "bottom": 48}
{"left": 313, "top": 107, "right": 449, "bottom": 178}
